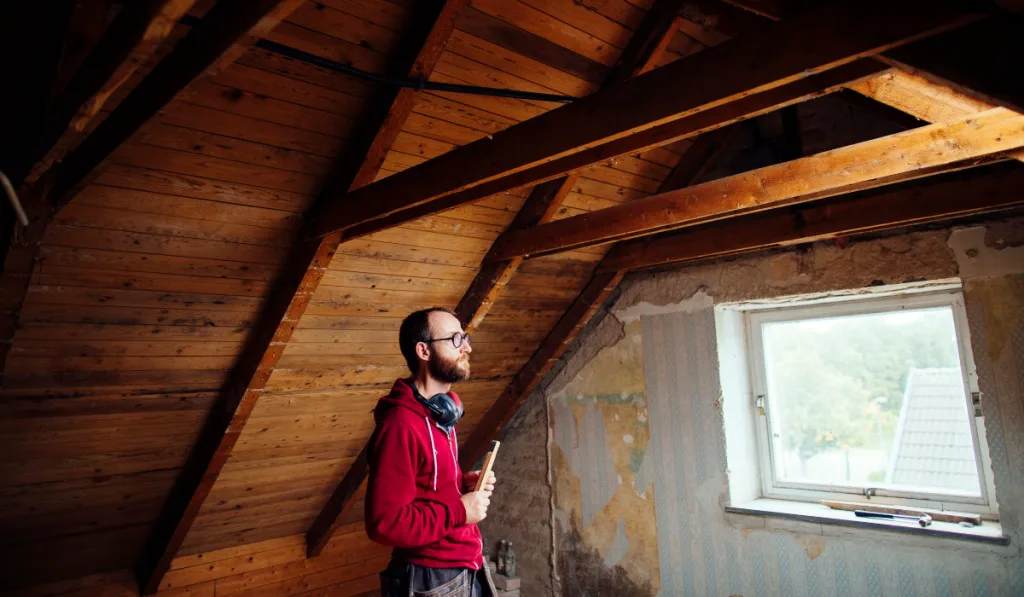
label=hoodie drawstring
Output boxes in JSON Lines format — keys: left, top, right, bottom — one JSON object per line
{"left": 425, "top": 416, "right": 438, "bottom": 491}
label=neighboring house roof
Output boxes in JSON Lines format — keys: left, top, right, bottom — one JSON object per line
{"left": 886, "top": 368, "right": 981, "bottom": 494}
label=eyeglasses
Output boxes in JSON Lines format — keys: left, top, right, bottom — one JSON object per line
{"left": 426, "top": 332, "right": 471, "bottom": 349}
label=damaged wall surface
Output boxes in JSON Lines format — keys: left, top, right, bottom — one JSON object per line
{"left": 529, "top": 216, "right": 1024, "bottom": 596}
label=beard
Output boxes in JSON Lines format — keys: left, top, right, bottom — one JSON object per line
{"left": 428, "top": 349, "right": 470, "bottom": 383}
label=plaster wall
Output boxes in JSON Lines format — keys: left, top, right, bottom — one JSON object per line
{"left": 540, "top": 218, "right": 1024, "bottom": 596}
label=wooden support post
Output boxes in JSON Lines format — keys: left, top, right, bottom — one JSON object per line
{"left": 297, "top": 0, "right": 473, "bottom": 559}
{"left": 312, "top": 0, "right": 979, "bottom": 238}
{"left": 485, "top": 108, "right": 1024, "bottom": 260}
{"left": 598, "top": 164, "right": 1024, "bottom": 271}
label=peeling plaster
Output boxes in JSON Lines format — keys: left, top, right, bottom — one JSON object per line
{"left": 949, "top": 226, "right": 1024, "bottom": 279}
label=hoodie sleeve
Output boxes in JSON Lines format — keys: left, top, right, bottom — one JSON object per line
{"left": 366, "top": 419, "right": 467, "bottom": 549}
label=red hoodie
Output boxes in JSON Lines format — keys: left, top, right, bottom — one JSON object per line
{"left": 365, "top": 379, "right": 483, "bottom": 570}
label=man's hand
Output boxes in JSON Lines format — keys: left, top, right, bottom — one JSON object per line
{"left": 460, "top": 490, "right": 491, "bottom": 524}
{"left": 464, "top": 470, "right": 496, "bottom": 493}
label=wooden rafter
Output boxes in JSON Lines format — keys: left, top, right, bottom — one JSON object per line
{"left": 339, "top": 59, "right": 888, "bottom": 243}
{"left": 79, "top": 1, "right": 318, "bottom": 592}
{"left": 454, "top": 175, "right": 577, "bottom": 330}
{"left": 293, "top": 0, "right": 474, "bottom": 559}
{"left": 0, "top": 0, "right": 198, "bottom": 385}
{"left": 49, "top": 0, "right": 306, "bottom": 209}
{"left": 310, "top": 0, "right": 979, "bottom": 238}
{"left": 307, "top": 0, "right": 693, "bottom": 550}
{"left": 598, "top": 164, "right": 1024, "bottom": 272}
{"left": 16, "top": 0, "right": 200, "bottom": 186}
{"left": 458, "top": 122, "right": 731, "bottom": 466}
{"left": 1, "top": 0, "right": 302, "bottom": 391}
{"left": 455, "top": 0, "right": 689, "bottom": 331}
{"left": 485, "top": 108, "right": 1024, "bottom": 260}
{"left": 849, "top": 70, "right": 1024, "bottom": 165}
{"left": 881, "top": 19, "right": 1024, "bottom": 115}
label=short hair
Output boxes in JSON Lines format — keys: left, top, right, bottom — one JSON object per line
{"left": 399, "top": 307, "right": 456, "bottom": 373}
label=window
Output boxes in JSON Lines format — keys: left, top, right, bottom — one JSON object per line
{"left": 742, "top": 289, "right": 997, "bottom": 516}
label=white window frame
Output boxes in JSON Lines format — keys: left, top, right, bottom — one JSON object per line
{"left": 743, "top": 288, "right": 999, "bottom": 517}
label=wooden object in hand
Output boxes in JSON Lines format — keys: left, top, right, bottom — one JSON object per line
{"left": 475, "top": 441, "right": 501, "bottom": 492}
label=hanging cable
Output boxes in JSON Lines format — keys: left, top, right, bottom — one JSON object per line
{"left": 252, "top": 39, "right": 575, "bottom": 104}
{"left": 177, "top": 14, "right": 575, "bottom": 104}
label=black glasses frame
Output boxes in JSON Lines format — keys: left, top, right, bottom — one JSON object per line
{"left": 426, "top": 332, "right": 471, "bottom": 349}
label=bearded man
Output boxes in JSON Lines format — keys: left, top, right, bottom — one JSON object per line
{"left": 367, "top": 307, "right": 498, "bottom": 597}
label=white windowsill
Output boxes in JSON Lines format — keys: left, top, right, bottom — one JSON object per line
{"left": 725, "top": 499, "right": 1008, "bottom": 546}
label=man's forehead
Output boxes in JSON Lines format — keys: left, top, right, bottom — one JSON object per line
{"left": 428, "top": 311, "right": 463, "bottom": 334}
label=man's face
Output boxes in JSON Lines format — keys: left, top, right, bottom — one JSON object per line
{"left": 425, "top": 311, "right": 471, "bottom": 383}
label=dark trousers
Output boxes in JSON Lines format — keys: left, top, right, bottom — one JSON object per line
{"left": 380, "top": 559, "right": 497, "bottom": 597}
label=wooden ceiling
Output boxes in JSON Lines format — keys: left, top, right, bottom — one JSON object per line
{"left": 1, "top": 0, "right": 1021, "bottom": 593}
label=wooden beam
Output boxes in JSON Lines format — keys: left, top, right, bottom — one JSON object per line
{"left": 459, "top": 269, "right": 628, "bottom": 468}
{"left": 457, "top": 116, "right": 729, "bottom": 467}
{"left": 16, "top": 0, "right": 200, "bottom": 186}
{"left": 881, "top": 19, "right": 1024, "bottom": 115}
{"left": 598, "top": 164, "right": 1024, "bottom": 271}
{"left": 311, "top": 0, "right": 979, "bottom": 238}
{"left": 300, "top": 0, "right": 473, "bottom": 559}
{"left": 455, "top": 175, "right": 576, "bottom": 330}
{"left": 122, "top": 1, "right": 311, "bottom": 592}
{"left": 48, "top": 0, "right": 305, "bottom": 209}
{"left": 454, "top": 0, "right": 688, "bottom": 331}
{"left": 848, "top": 70, "right": 1024, "bottom": 164}
{"left": 485, "top": 108, "right": 1024, "bottom": 260}
{"left": 339, "top": 59, "right": 890, "bottom": 241}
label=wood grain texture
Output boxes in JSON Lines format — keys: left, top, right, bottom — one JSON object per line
{"left": 599, "top": 164, "right": 1024, "bottom": 271}
{"left": 487, "top": 108, "right": 1024, "bottom": 259}
{"left": 20, "top": 0, "right": 200, "bottom": 185}
{"left": 314, "top": 0, "right": 979, "bottom": 236}
{"left": 336, "top": 59, "right": 890, "bottom": 240}
{"left": 50, "top": 0, "right": 307, "bottom": 209}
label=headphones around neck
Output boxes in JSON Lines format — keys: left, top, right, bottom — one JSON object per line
{"left": 411, "top": 383, "right": 463, "bottom": 430}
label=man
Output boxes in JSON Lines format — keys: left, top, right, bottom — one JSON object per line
{"left": 367, "top": 307, "right": 498, "bottom": 597}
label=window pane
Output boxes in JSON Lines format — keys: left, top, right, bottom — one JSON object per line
{"left": 761, "top": 306, "right": 981, "bottom": 497}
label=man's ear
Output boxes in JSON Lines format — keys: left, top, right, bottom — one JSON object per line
{"left": 415, "top": 341, "right": 431, "bottom": 362}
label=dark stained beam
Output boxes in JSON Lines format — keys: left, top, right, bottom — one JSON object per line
{"left": 124, "top": 1, "right": 314, "bottom": 592}
{"left": 485, "top": 108, "right": 1024, "bottom": 260}
{"left": 311, "top": 0, "right": 980, "bottom": 238}
{"left": 49, "top": 0, "right": 306, "bottom": 210}
{"left": 455, "top": 0, "right": 689, "bottom": 331}
{"left": 598, "top": 164, "right": 1024, "bottom": 271}
{"left": 301, "top": 0, "right": 473, "bottom": 559}
{"left": 338, "top": 59, "right": 890, "bottom": 241}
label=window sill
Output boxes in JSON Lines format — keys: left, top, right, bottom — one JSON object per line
{"left": 725, "top": 499, "right": 1008, "bottom": 546}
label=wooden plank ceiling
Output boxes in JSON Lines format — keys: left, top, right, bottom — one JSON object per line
{"left": 0, "top": 0, "right": 1020, "bottom": 593}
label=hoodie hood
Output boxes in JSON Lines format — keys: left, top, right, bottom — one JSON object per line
{"left": 374, "top": 378, "right": 462, "bottom": 425}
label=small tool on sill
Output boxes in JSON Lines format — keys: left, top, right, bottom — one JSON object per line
{"left": 855, "top": 509, "right": 933, "bottom": 527}
{"left": 821, "top": 500, "right": 981, "bottom": 526}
